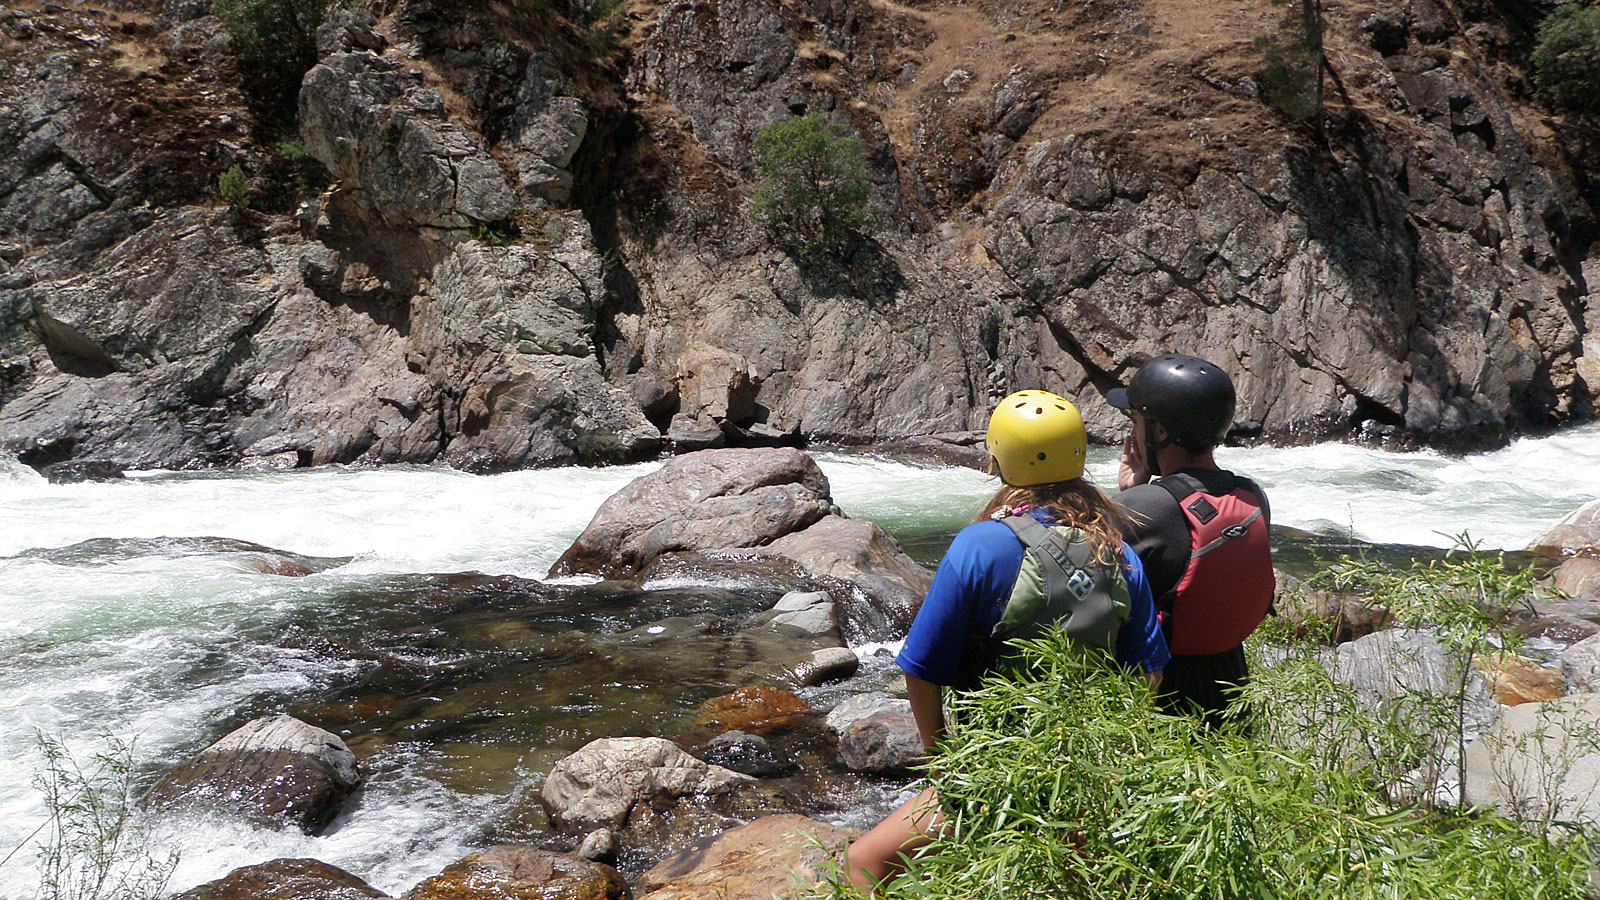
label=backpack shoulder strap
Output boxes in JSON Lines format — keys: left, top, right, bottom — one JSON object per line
{"left": 1000, "top": 514, "right": 1091, "bottom": 582}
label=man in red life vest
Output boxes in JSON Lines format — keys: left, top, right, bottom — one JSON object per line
{"left": 1108, "top": 355, "right": 1274, "bottom": 725}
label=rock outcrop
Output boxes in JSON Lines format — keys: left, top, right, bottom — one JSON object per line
{"left": 144, "top": 715, "right": 362, "bottom": 835}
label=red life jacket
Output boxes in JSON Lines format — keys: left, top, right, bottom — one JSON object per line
{"left": 1156, "top": 472, "right": 1274, "bottom": 656}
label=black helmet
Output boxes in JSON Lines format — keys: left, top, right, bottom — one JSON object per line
{"left": 1106, "top": 354, "right": 1236, "bottom": 450}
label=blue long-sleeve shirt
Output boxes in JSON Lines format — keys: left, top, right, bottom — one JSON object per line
{"left": 897, "top": 513, "right": 1170, "bottom": 685}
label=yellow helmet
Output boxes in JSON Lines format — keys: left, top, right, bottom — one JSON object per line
{"left": 986, "top": 390, "right": 1087, "bottom": 485}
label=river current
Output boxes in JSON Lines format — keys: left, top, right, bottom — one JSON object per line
{"left": 1, "top": 424, "right": 1597, "bottom": 896}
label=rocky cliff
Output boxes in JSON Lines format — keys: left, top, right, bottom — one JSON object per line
{"left": 0, "top": 0, "right": 1594, "bottom": 471}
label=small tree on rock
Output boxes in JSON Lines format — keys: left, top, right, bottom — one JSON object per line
{"left": 1532, "top": 3, "right": 1600, "bottom": 115}
{"left": 212, "top": 0, "right": 326, "bottom": 127}
{"left": 751, "top": 114, "right": 871, "bottom": 259}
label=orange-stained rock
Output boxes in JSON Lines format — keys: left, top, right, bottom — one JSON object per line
{"left": 637, "top": 814, "right": 857, "bottom": 900}
{"left": 404, "top": 846, "right": 627, "bottom": 900}
{"left": 1477, "top": 653, "right": 1564, "bottom": 706}
{"left": 694, "top": 685, "right": 812, "bottom": 735}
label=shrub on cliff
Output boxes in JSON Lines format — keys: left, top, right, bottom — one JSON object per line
{"left": 212, "top": 0, "right": 326, "bottom": 126}
{"left": 1533, "top": 3, "right": 1600, "bottom": 115}
{"left": 751, "top": 114, "right": 871, "bottom": 259}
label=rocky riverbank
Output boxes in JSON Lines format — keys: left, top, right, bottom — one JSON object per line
{"left": 131, "top": 448, "right": 1600, "bottom": 899}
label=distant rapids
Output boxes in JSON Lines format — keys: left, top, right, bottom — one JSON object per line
{"left": 1, "top": 423, "right": 1596, "bottom": 895}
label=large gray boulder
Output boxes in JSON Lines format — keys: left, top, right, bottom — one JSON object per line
{"left": 172, "top": 858, "right": 389, "bottom": 900}
{"left": 637, "top": 814, "right": 857, "bottom": 900}
{"left": 145, "top": 715, "right": 362, "bottom": 835}
{"left": 404, "top": 846, "right": 626, "bottom": 900}
{"left": 540, "top": 736, "right": 755, "bottom": 834}
{"left": 1330, "top": 629, "right": 1501, "bottom": 747}
{"left": 1464, "top": 693, "right": 1600, "bottom": 830}
{"left": 548, "top": 448, "right": 836, "bottom": 579}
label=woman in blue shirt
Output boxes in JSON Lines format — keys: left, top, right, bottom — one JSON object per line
{"left": 844, "top": 390, "right": 1169, "bottom": 894}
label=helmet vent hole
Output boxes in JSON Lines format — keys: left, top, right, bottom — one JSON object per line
{"left": 1034, "top": 406, "right": 1043, "bottom": 415}
{"left": 1036, "top": 452, "right": 1047, "bottom": 461}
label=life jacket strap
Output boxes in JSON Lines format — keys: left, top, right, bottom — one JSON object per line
{"left": 1191, "top": 506, "right": 1264, "bottom": 559}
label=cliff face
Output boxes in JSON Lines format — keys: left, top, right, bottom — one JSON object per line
{"left": 0, "top": 0, "right": 1594, "bottom": 471}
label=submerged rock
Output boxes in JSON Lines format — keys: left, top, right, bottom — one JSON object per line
{"left": 693, "top": 730, "right": 793, "bottom": 777}
{"left": 636, "top": 814, "right": 857, "bottom": 900}
{"left": 405, "top": 846, "right": 627, "bottom": 900}
{"left": 172, "top": 857, "right": 389, "bottom": 900}
{"left": 145, "top": 714, "right": 362, "bottom": 835}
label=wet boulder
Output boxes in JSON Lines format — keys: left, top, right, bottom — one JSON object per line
{"left": 172, "top": 858, "right": 388, "bottom": 900}
{"left": 405, "top": 846, "right": 627, "bottom": 900}
{"left": 145, "top": 715, "right": 362, "bottom": 835}
{"left": 1463, "top": 693, "right": 1600, "bottom": 829}
{"left": 789, "top": 647, "right": 860, "bottom": 687}
{"left": 540, "top": 736, "right": 755, "bottom": 834}
{"left": 826, "top": 693, "right": 924, "bottom": 773}
{"left": 1527, "top": 499, "right": 1600, "bottom": 558}
{"left": 637, "top": 814, "right": 858, "bottom": 900}
{"left": 549, "top": 448, "right": 835, "bottom": 579}
{"left": 761, "top": 590, "right": 841, "bottom": 640}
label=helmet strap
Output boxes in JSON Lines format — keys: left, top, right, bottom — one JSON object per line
{"left": 1143, "top": 421, "right": 1173, "bottom": 478}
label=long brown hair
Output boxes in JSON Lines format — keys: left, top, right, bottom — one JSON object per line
{"left": 976, "top": 478, "right": 1132, "bottom": 566}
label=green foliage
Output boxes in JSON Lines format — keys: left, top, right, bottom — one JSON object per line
{"left": 1255, "top": 0, "right": 1325, "bottom": 123}
{"left": 215, "top": 164, "right": 250, "bottom": 206}
{"left": 583, "top": 0, "right": 632, "bottom": 57}
{"left": 751, "top": 114, "right": 871, "bottom": 259}
{"left": 32, "top": 733, "right": 177, "bottom": 900}
{"left": 1533, "top": 3, "right": 1600, "bottom": 115}
{"left": 818, "top": 548, "right": 1592, "bottom": 899}
{"left": 212, "top": 0, "right": 326, "bottom": 124}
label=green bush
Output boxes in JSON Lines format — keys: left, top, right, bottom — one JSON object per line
{"left": 216, "top": 164, "right": 250, "bottom": 206}
{"left": 212, "top": 0, "right": 326, "bottom": 125}
{"left": 751, "top": 114, "right": 871, "bottom": 259}
{"left": 819, "top": 548, "right": 1594, "bottom": 900}
{"left": 1255, "top": 0, "right": 1325, "bottom": 122}
{"left": 34, "top": 733, "right": 178, "bottom": 900}
{"left": 1533, "top": 3, "right": 1600, "bottom": 115}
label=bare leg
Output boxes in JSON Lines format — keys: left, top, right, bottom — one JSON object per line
{"left": 843, "top": 785, "right": 946, "bottom": 894}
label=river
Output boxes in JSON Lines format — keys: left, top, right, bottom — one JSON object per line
{"left": 2, "top": 424, "right": 1598, "bottom": 896}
